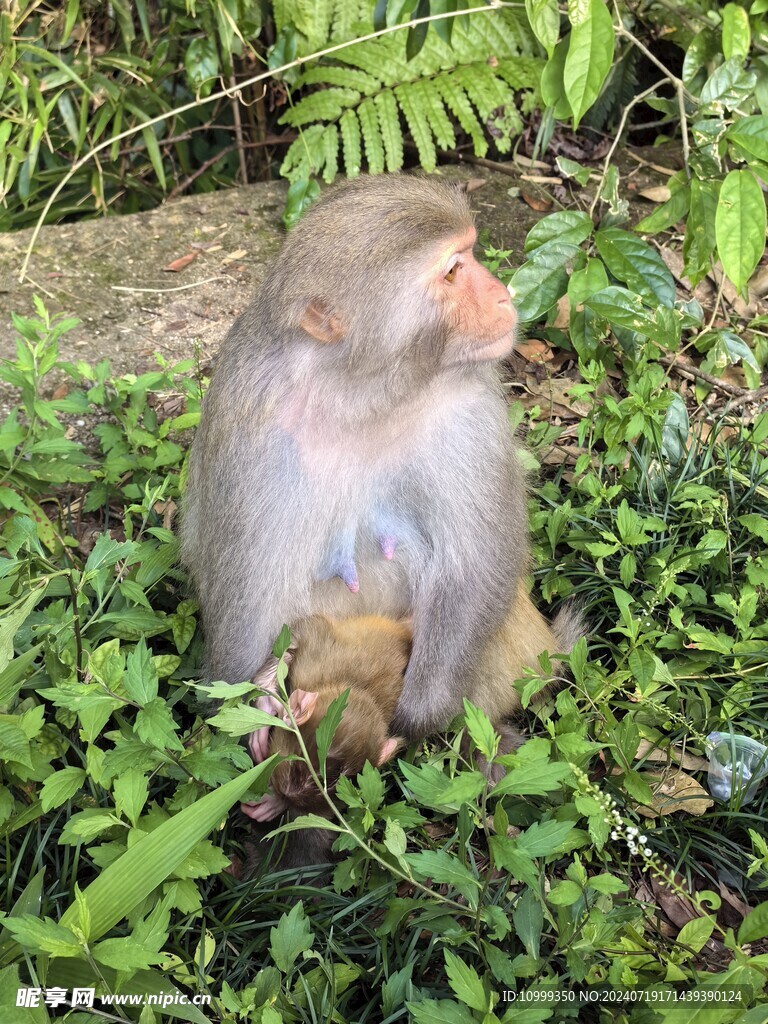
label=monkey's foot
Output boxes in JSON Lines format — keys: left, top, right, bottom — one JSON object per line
{"left": 241, "top": 793, "right": 288, "bottom": 822}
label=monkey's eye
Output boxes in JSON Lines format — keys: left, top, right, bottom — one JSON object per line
{"left": 444, "top": 260, "right": 460, "bottom": 283}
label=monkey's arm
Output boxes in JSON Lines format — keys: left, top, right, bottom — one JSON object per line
{"left": 391, "top": 416, "right": 526, "bottom": 739}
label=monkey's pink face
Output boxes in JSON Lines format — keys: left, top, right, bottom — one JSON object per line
{"left": 425, "top": 228, "right": 516, "bottom": 364}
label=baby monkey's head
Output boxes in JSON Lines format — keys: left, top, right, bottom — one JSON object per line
{"left": 261, "top": 615, "right": 411, "bottom": 814}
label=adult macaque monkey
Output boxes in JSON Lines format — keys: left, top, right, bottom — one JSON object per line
{"left": 180, "top": 174, "right": 526, "bottom": 746}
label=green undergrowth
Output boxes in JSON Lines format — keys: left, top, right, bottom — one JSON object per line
{"left": 0, "top": 289, "right": 767, "bottom": 1024}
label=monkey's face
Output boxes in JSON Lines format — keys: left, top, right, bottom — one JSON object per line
{"left": 423, "top": 227, "right": 517, "bottom": 366}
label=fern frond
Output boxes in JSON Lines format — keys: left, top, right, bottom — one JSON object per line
{"left": 435, "top": 76, "right": 488, "bottom": 157}
{"left": 494, "top": 57, "right": 544, "bottom": 94}
{"left": 374, "top": 90, "right": 404, "bottom": 172}
{"left": 273, "top": 0, "right": 333, "bottom": 48}
{"left": 337, "top": 35, "right": 413, "bottom": 84}
{"left": 321, "top": 123, "right": 339, "bottom": 183}
{"left": 328, "top": 0, "right": 370, "bottom": 42}
{"left": 297, "top": 66, "right": 381, "bottom": 95}
{"left": 420, "top": 82, "right": 456, "bottom": 151}
{"left": 279, "top": 124, "right": 328, "bottom": 182}
{"left": 453, "top": 64, "right": 513, "bottom": 120}
{"left": 357, "top": 96, "right": 385, "bottom": 175}
{"left": 340, "top": 109, "right": 362, "bottom": 177}
{"left": 395, "top": 82, "right": 437, "bottom": 172}
{"left": 277, "top": 6, "right": 543, "bottom": 181}
{"left": 279, "top": 87, "right": 361, "bottom": 128}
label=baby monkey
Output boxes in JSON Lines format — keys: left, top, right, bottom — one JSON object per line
{"left": 241, "top": 589, "right": 579, "bottom": 823}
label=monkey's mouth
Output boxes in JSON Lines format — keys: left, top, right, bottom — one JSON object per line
{"left": 468, "top": 330, "right": 516, "bottom": 363}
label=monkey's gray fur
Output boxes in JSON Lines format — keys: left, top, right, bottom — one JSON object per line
{"left": 180, "top": 174, "right": 527, "bottom": 739}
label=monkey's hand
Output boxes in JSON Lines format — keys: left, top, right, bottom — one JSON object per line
{"left": 240, "top": 792, "right": 288, "bottom": 821}
{"left": 248, "top": 691, "right": 283, "bottom": 763}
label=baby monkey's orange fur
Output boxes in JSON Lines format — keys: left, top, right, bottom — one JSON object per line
{"left": 242, "top": 587, "right": 578, "bottom": 823}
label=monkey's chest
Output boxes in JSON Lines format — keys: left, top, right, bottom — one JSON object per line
{"left": 317, "top": 506, "right": 424, "bottom": 597}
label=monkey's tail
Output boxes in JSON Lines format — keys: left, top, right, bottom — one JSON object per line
{"left": 553, "top": 601, "right": 587, "bottom": 654}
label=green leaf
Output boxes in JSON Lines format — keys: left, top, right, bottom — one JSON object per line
{"left": 135, "top": 697, "right": 183, "bottom": 752}
{"left": 444, "top": 950, "right": 489, "bottom": 1013}
{"left": 676, "top": 916, "right": 715, "bottom": 957}
{"left": 113, "top": 769, "right": 149, "bottom": 827}
{"left": 525, "top": 210, "right": 593, "bottom": 252}
{"left": 517, "top": 818, "right": 576, "bottom": 857}
{"left": 594, "top": 228, "right": 675, "bottom": 306}
{"left": 40, "top": 767, "right": 86, "bottom": 812}
{"left": 727, "top": 116, "right": 768, "bottom": 165}
{"left": 316, "top": 688, "right": 349, "bottom": 773}
{"left": 407, "top": 1000, "right": 475, "bottom": 1024}
{"left": 92, "top": 936, "right": 163, "bottom": 971}
{"left": 462, "top": 699, "right": 497, "bottom": 760}
{"left": 404, "top": 850, "right": 481, "bottom": 905}
{"left": 269, "top": 901, "right": 314, "bottom": 973}
{"left": 399, "top": 761, "right": 486, "bottom": 809}
{"left": 635, "top": 173, "right": 690, "bottom": 233}
{"left": 282, "top": 178, "right": 321, "bottom": 229}
{"left": 738, "top": 901, "right": 768, "bottom": 943}
{"left": 547, "top": 879, "right": 583, "bottom": 905}
{"left": 684, "top": 177, "right": 720, "bottom": 287}
{"left": 722, "top": 3, "right": 751, "bottom": 61}
{"left": 0, "top": 586, "right": 46, "bottom": 675}
{"left": 513, "top": 887, "right": 543, "bottom": 958}
{"left": 2, "top": 915, "right": 81, "bottom": 957}
{"left": 491, "top": 760, "right": 570, "bottom": 797}
{"left": 142, "top": 127, "right": 166, "bottom": 192}
{"left": 125, "top": 638, "right": 157, "bottom": 706}
{"left": 715, "top": 169, "right": 766, "bottom": 290}
{"left": 526, "top": 0, "right": 560, "bottom": 57}
{"left": 208, "top": 704, "right": 293, "bottom": 737}
{"left": 563, "top": 0, "right": 614, "bottom": 127}
{"left": 59, "top": 760, "right": 277, "bottom": 940}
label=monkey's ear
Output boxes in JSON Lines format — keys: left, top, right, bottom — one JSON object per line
{"left": 377, "top": 736, "right": 405, "bottom": 765}
{"left": 300, "top": 299, "right": 346, "bottom": 344}
{"left": 288, "top": 688, "right": 319, "bottom": 725}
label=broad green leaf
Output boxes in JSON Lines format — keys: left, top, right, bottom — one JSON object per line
{"left": 727, "top": 116, "right": 768, "bottom": 165}
{"left": 113, "top": 769, "right": 149, "bottom": 826}
{"left": 684, "top": 178, "right": 720, "bottom": 286}
{"left": 270, "top": 901, "right": 314, "bottom": 973}
{"left": 676, "top": 916, "right": 715, "bottom": 957}
{"left": 2, "top": 915, "right": 81, "bottom": 957}
{"left": 722, "top": 3, "right": 751, "bottom": 61}
{"left": 563, "top": 0, "right": 614, "bottom": 127}
{"left": 315, "top": 688, "right": 349, "bottom": 774}
{"left": 462, "top": 699, "right": 497, "bottom": 759}
{"left": 525, "top": 210, "right": 593, "bottom": 252}
{"left": 407, "top": 1000, "right": 475, "bottom": 1024}
{"left": 540, "top": 37, "right": 572, "bottom": 119}
{"left": 59, "top": 759, "right": 276, "bottom": 939}
{"left": 525, "top": 0, "right": 560, "bottom": 56}
{"left": 594, "top": 228, "right": 675, "bottom": 306}
{"left": 444, "top": 950, "right": 489, "bottom": 1012}
{"left": 404, "top": 849, "right": 481, "bottom": 905}
{"left": 0, "top": 586, "right": 46, "bottom": 675}
{"left": 511, "top": 245, "right": 580, "bottom": 323}
{"left": 399, "top": 761, "right": 486, "bottom": 809}
{"left": 739, "top": 901, "right": 768, "bottom": 943}
{"left": 513, "top": 888, "right": 543, "bottom": 959}
{"left": 40, "top": 767, "right": 86, "bottom": 812}
{"left": 715, "top": 169, "right": 766, "bottom": 290}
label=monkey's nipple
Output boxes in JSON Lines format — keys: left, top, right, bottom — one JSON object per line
{"left": 379, "top": 535, "right": 397, "bottom": 561}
